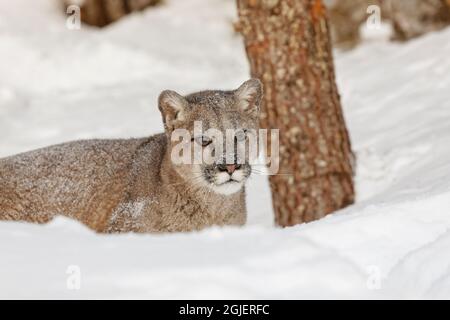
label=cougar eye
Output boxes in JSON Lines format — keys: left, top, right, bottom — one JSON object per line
{"left": 235, "top": 129, "right": 247, "bottom": 142}
{"left": 193, "top": 135, "right": 212, "bottom": 147}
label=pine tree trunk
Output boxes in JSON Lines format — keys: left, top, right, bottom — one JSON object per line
{"left": 236, "top": 0, "right": 355, "bottom": 226}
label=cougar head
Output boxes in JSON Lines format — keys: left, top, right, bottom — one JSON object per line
{"left": 159, "top": 79, "right": 263, "bottom": 195}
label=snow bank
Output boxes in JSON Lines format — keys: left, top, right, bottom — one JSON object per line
{"left": 1, "top": 0, "right": 450, "bottom": 298}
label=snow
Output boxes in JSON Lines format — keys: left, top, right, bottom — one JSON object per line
{"left": 1, "top": 0, "right": 450, "bottom": 299}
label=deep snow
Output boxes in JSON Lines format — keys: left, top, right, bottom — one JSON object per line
{"left": 1, "top": 0, "right": 450, "bottom": 299}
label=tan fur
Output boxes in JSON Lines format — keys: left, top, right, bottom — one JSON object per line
{"left": 0, "top": 79, "right": 262, "bottom": 233}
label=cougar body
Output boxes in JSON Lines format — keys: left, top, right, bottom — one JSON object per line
{"left": 0, "top": 79, "right": 262, "bottom": 233}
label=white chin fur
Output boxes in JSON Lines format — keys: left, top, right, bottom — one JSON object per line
{"left": 211, "top": 181, "right": 244, "bottom": 195}
{"left": 198, "top": 170, "right": 247, "bottom": 195}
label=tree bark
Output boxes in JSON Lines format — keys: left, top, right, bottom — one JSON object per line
{"left": 236, "top": 0, "right": 355, "bottom": 226}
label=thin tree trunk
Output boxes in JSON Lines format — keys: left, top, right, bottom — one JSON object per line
{"left": 236, "top": 0, "right": 355, "bottom": 226}
{"left": 326, "top": 0, "right": 450, "bottom": 48}
{"left": 64, "top": 0, "right": 161, "bottom": 27}
{"left": 389, "top": 0, "right": 450, "bottom": 41}
{"left": 326, "top": 0, "right": 383, "bottom": 49}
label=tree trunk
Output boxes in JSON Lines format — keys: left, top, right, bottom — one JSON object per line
{"left": 64, "top": 0, "right": 161, "bottom": 27}
{"left": 236, "top": 0, "right": 355, "bottom": 226}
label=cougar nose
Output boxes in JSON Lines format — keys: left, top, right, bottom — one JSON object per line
{"left": 217, "top": 163, "right": 241, "bottom": 174}
{"left": 226, "top": 164, "right": 236, "bottom": 174}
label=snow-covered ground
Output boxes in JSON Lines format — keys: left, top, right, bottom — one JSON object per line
{"left": 1, "top": 0, "right": 450, "bottom": 299}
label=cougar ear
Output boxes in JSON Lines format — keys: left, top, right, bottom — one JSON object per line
{"left": 158, "top": 90, "right": 188, "bottom": 132}
{"left": 235, "top": 78, "right": 263, "bottom": 117}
